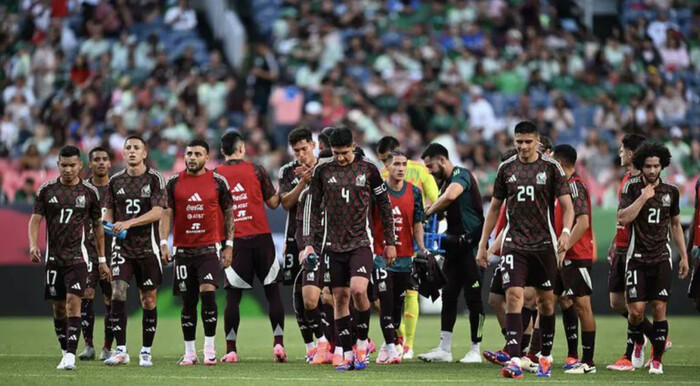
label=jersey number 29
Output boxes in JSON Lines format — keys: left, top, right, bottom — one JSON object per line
{"left": 517, "top": 186, "right": 534, "bottom": 202}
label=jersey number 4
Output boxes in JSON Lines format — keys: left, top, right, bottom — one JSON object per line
{"left": 341, "top": 187, "right": 350, "bottom": 203}
{"left": 517, "top": 186, "right": 534, "bottom": 202}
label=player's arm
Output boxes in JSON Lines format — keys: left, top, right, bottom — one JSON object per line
{"left": 280, "top": 165, "right": 308, "bottom": 210}
{"left": 425, "top": 182, "right": 463, "bottom": 218}
{"left": 556, "top": 193, "right": 575, "bottom": 256}
{"left": 688, "top": 182, "right": 698, "bottom": 258}
{"left": 28, "top": 214, "right": 43, "bottom": 263}
{"left": 618, "top": 183, "right": 654, "bottom": 225}
{"left": 159, "top": 208, "right": 173, "bottom": 264}
{"left": 92, "top": 215, "right": 111, "bottom": 281}
{"left": 412, "top": 188, "right": 427, "bottom": 252}
{"left": 218, "top": 176, "right": 235, "bottom": 269}
{"left": 255, "top": 163, "right": 280, "bottom": 209}
{"left": 302, "top": 167, "right": 324, "bottom": 258}
{"left": 567, "top": 181, "right": 591, "bottom": 248}
{"left": 103, "top": 180, "right": 114, "bottom": 223}
{"left": 672, "top": 214, "right": 690, "bottom": 279}
{"left": 487, "top": 229, "right": 505, "bottom": 257}
{"left": 370, "top": 165, "right": 397, "bottom": 263}
{"left": 477, "top": 197, "right": 504, "bottom": 267}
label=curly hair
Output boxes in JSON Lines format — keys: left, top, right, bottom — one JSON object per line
{"left": 632, "top": 142, "right": 671, "bottom": 171}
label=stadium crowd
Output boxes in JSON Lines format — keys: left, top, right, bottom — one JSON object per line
{"left": 0, "top": 0, "right": 699, "bottom": 206}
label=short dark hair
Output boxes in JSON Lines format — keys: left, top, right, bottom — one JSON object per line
{"left": 539, "top": 136, "right": 553, "bottom": 152}
{"left": 318, "top": 149, "right": 333, "bottom": 159}
{"left": 501, "top": 148, "right": 518, "bottom": 161}
{"left": 124, "top": 135, "right": 147, "bottom": 147}
{"left": 514, "top": 121, "right": 539, "bottom": 135}
{"left": 186, "top": 138, "right": 210, "bottom": 154}
{"left": 89, "top": 146, "right": 110, "bottom": 160}
{"left": 288, "top": 127, "right": 313, "bottom": 146}
{"left": 318, "top": 127, "right": 334, "bottom": 149}
{"left": 376, "top": 136, "right": 400, "bottom": 154}
{"left": 632, "top": 143, "right": 671, "bottom": 170}
{"left": 552, "top": 144, "right": 577, "bottom": 167}
{"left": 221, "top": 131, "right": 244, "bottom": 156}
{"left": 621, "top": 133, "right": 647, "bottom": 153}
{"left": 59, "top": 145, "right": 81, "bottom": 158}
{"left": 386, "top": 150, "right": 407, "bottom": 163}
{"left": 421, "top": 143, "right": 449, "bottom": 159}
{"left": 329, "top": 126, "right": 353, "bottom": 148}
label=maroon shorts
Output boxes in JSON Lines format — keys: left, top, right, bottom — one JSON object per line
{"left": 86, "top": 260, "right": 113, "bottom": 297}
{"left": 224, "top": 234, "right": 279, "bottom": 289}
{"left": 300, "top": 253, "right": 330, "bottom": 289}
{"left": 111, "top": 250, "right": 162, "bottom": 290}
{"left": 282, "top": 238, "right": 302, "bottom": 285}
{"left": 608, "top": 250, "right": 627, "bottom": 293}
{"left": 500, "top": 247, "right": 557, "bottom": 291}
{"left": 173, "top": 252, "right": 221, "bottom": 295}
{"left": 688, "top": 256, "right": 700, "bottom": 301}
{"left": 44, "top": 262, "right": 89, "bottom": 300}
{"left": 328, "top": 247, "right": 373, "bottom": 288}
{"left": 626, "top": 259, "right": 672, "bottom": 303}
{"left": 554, "top": 259, "right": 593, "bottom": 298}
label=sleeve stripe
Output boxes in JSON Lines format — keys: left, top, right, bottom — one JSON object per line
{"left": 302, "top": 193, "right": 312, "bottom": 237}
{"left": 569, "top": 182, "right": 579, "bottom": 198}
{"left": 149, "top": 169, "right": 166, "bottom": 189}
{"left": 543, "top": 155, "right": 566, "bottom": 176}
{"left": 82, "top": 180, "right": 100, "bottom": 200}
{"left": 37, "top": 178, "right": 58, "bottom": 196}
{"left": 213, "top": 172, "right": 230, "bottom": 191}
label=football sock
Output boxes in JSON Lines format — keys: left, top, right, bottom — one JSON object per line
{"left": 501, "top": 327, "right": 507, "bottom": 339}
{"left": 305, "top": 306, "right": 325, "bottom": 340}
{"left": 356, "top": 308, "right": 371, "bottom": 341}
{"left": 403, "top": 290, "right": 419, "bottom": 349}
{"left": 582, "top": 330, "right": 596, "bottom": 366}
{"left": 505, "top": 313, "right": 523, "bottom": 358}
{"left": 200, "top": 291, "right": 217, "bottom": 338}
{"left": 181, "top": 294, "right": 198, "bottom": 342}
{"left": 626, "top": 321, "right": 644, "bottom": 360}
{"left": 184, "top": 340, "right": 195, "bottom": 354}
{"left": 379, "top": 311, "right": 397, "bottom": 346}
{"left": 66, "top": 316, "right": 82, "bottom": 355}
{"left": 104, "top": 303, "right": 113, "bottom": 350}
{"left": 225, "top": 289, "right": 242, "bottom": 353}
{"left": 469, "top": 312, "right": 485, "bottom": 344}
{"left": 439, "top": 331, "right": 453, "bottom": 352}
{"left": 521, "top": 307, "right": 533, "bottom": 331}
{"left": 204, "top": 336, "right": 215, "bottom": 351}
{"left": 53, "top": 317, "right": 67, "bottom": 351}
{"left": 81, "top": 299, "right": 95, "bottom": 347}
{"left": 142, "top": 307, "right": 157, "bottom": 349}
{"left": 321, "top": 302, "right": 336, "bottom": 346}
{"left": 294, "top": 287, "right": 314, "bottom": 344}
{"left": 521, "top": 333, "right": 532, "bottom": 355}
{"left": 336, "top": 315, "right": 353, "bottom": 353}
{"left": 265, "top": 284, "right": 285, "bottom": 347}
{"left": 652, "top": 320, "right": 668, "bottom": 362}
{"left": 562, "top": 306, "right": 579, "bottom": 358}
{"left": 529, "top": 328, "right": 542, "bottom": 356}
{"left": 540, "top": 313, "right": 555, "bottom": 357}
{"left": 641, "top": 317, "right": 654, "bottom": 340}
{"left": 111, "top": 300, "right": 127, "bottom": 346}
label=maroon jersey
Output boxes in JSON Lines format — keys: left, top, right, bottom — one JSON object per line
{"left": 279, "top": 160, "right": 302, "bottom": 242}
{"left": 615, "top": 171, "right": 634, "bottom": 249}
{"left": 493, "top": 154, "right": 570, "bottom": 252}
{"left": 33, "top": 178, "right": 101, "bottom": 264}
{"left": 692, "top": 178, "right": 700, "bottom": 247}
{"left": 303, "top": 156, "right": 395, "bottom": 253}
{"left": 84, "top": 179, "right": 111, "bottom": 262}
{"left": 166, "top": 170, "right": 233, "bottom": 256}
{"left": 620, "top": 176, "right": 680, "bottom": 264}
{"left": 296, "top": 186, "right": 324, "bottom": 251}
{"left": 105, "top": 167, "right": 166, "bottom": 258}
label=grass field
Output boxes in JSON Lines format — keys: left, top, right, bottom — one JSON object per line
{"left": 1, "top": 315, "right": 699, "bottom": 385}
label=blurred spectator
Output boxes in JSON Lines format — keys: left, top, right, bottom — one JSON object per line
{"left": 594, "top": 94, "right": 625, "bottom": 133}
{"left": 197, "top": 72, "right": 227, "bottom": 121}
{"left": 682, "top": 139, "right": 700, "bottom": 177}
{"left": 544, "top": 96, "right": 575, "bottom": 133}
{"left": 3, "top": 75, "right": 35, "bottom": 105}
{"left": 269, "top": 80, "right": 304, "bottom": 148}
{"left": 0, "top": 173, "right": 9, "bottom": 205}
{"left": 19, "top": 145, "right": 41, "bottom": 171}
{"left": 655, "top": 84, "right": 687, "bottom": 124}
{"left": 79, "top": 23, "right": 110, "bottom": 62}
{"left": 31, "top": 38, "right": 56, "bottom": 101}
{"left": 165, "top": 0, "right": 198, "bottom": 32}
{"left": 658, "top": 34, "right": 690, "bottom": 71}
{"left": 647, "top": 11, "right": 677, "bottom": 48}
{"left": 14, "top": 177, "right": 36, "bottom": 204}
{"left": 467, "top": 86, "right": 497, "bottom": 139}
{"left": 249, "top": 43, "right": 279, "bottom": 115}
{"left": 666, "top": 126, "right": 691, "bottom": 168}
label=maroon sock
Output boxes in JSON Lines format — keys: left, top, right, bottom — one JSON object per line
{"left": 264, "top": 284, "right": 285, "bottom": 347}
{"left": 305, "top": 306, "right": 325, "bottom": 340}
{"left": 294, "top": 288, "right": 314, "bottom": 344}
{"left": 225, "top": 289, "right": 242, "bottom": 352}
{"left": 529, "top": 328, "right": 542, "bottom": 356}
{"left": 582, "top": 331, "right": 595, "bottom": 366}
{"left": 111, "top": 300, "right": 127, "bottom": 346}
{"left": 562, "top": 306, "right": 579, "bottom": 358}
{"left": 652, "top": 320, "right": 668, "bottom": 362}
{"left": 53, "top": 317, "right": 67, "bottom": 351}
{"left": 66, "top": 316, "right": 82, "bottom": 354}
{"left": 540, "top": 313, "right": 555, "bottom": 357}
{"left": 104, "top": 303, "right": 113, "bottom": 350}
{"left": 321, "top": 302, "right": 336, "bottom": 346}
{"left": 336, "top": 315, "right": 353, "bottom": 353}
{"left": 142, "top": 308, "right": 157, "bottom": 348}
{"left": 641, "top": 317, "right": 654, "bottom": 340}
{"left": 81, "top": 299, "right": 95, "bottom": 348}
{"left": 505, "top": 313, "right": 523, "bottom": 358}
{"left": 356, "top": 309, "right": 371, "bottom": 341}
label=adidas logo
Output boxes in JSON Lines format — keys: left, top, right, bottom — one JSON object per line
{"left": 541, "top": 280, "right": 552, "bottom": 287}
{"left": 357, "top": 266, "right": 367, "bottom": 274}
{"left": 392, "top": 207, "right": 401, "bottom": 216}
{"left": 507, "top": 339, "right": 518, "bottom": 345}
{"left": 117, "top": 188, "right": 125, "bottom": 195}
{"left": 507, "top": 175, "right": 517, "bottom": 183}
{"left": 71, "top": 283, "right": 81, "bottom": 290}
{"left": 357, "top": 323, "right": 368, "bottom": 329}
{"left": 203, "top": 273, "right": 213, "bottom": 281}
{"left": 68, "top": 335, "right": 78, "bottom": 341}
{"left": 49, "top": 196, "right": 58, "bottom": 204}
{"left": 472, "top": 281, "right": 480, "bottom": 288}
{"left": 659, "top": 289, "right": 668, "bottom": 296}
{"left": 204, "top": 317, "right": 217, "bottom": 323}
{"left": 327, "top": 177, "right": 338, "bottom": 184}
{"left": 188, "top": 193, "right": 203, "bottom": 202}
{"left": 232, "top": 183, "right": 245, "bottom": 193}
{"left": 145, "top": 327, "right": 156, "bottom": 332}
{"left": 143, "top": 279, "right": 153, "bottom": 286}
{"left": 339, "top": 329, "right": 350, "bottom": 336}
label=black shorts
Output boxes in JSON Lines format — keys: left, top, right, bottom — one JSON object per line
{"left": 224, "top": 234, "right": 279, "bottom": 289}
{"left": 500, "top": 246, "right": 557, "bottom": 291}
{"left": 688, "top": 257, "right": 700, "bottom": 300}
{"left": 608, "top": 250, "right": 627, "bottom": 293}
{"left": 369, "top": 268, "right": 411, "bottom": 303}
{"left": 301, "top": 253, "right": 330, "bottom": 289}
{"left": 44, "top": 262, "right": 89, "bottom": 300}
{"left": 626, "top": 259, "right": 672, "bottom": 303}
{"left": 111, "top": 249, "right": 162, "bottom": 290}
{"left": 282, "top": 238, "right": 302, "bottom": 285}
{"left": 328, "top": 247, "right": 373, "bottom": 288}
{"left": 489, "top": 265, "right": 506, "bottom": 296}
{"left": 86, "top": 260, "right": 113, "bottom": 297}
{"left": 173, "top": 252, "right": 221, "bottom": 295}
{"left": 554, "top": 259, "right": 593, "bottom": 298}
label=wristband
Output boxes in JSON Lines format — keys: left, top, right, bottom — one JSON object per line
{"left": 562, "top": 228, "right": 571, "bottom": 236}
{"left": 98, "top": 256, "right": 106, "bottom": 264}
{"left": 160, "top": 239, "right": 168, "bottom": 246}
{"left": 225, "top": 240, "right": 234, "bottom": 247}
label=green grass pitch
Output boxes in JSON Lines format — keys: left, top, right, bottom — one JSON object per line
{"left": 1, "top": 315, "right": 699, "bottom": 385}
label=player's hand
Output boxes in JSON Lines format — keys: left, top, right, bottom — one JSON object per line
{"left": 679, "top": 258, "right": 690, "bottom": 280}
{"left": 300, "top": 246, "right": 315, "bottom": 265}
{"left": 29, "top": 246, "right": 41, "bottom": 263}
{"left": 160, "top": 245, "right": 172, "bottom": 265}
{"left": 385, "top": 245, "right": 397, "bottom": 265}
{"left": 221, "top": 246, "right": 233, "bottom": 269}
{"left": 557, "top": 233, "right": 570, "bottom": 255}
{"left": 296, "top": 165, "right": 313, "bottom": 183}
{"left": 112, "top": 220, "right": 132, "bottom": 234}
{"left": 641, "top": 183, "right": 655, "bottom": 201}
{"left": 476, "top": 244, "right": 489, "bottom": 269}
{"left": 98, "top": 262, "right": 112, "bottom": 282}
{"left": 557, "top": 251, "right": 566, "bottom": 269}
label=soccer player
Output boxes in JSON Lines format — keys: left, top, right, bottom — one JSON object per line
{"left": 160, "top": 139, "right": 234, "bottom": 365}
{"left": 376, "top": 136, "right": 438, "bottom": 359}
{"left": 476, "top": 121, "right": 574, "bottom": 379}
{"left": 301, "top": 127, "right": 396, "bottom": 371}
{"left": 103, "top": 136, "right": 166, "bottom": 367}
{"left": 618, "top": 143, "right": 689, "bottom": 375}
{"left": 418, "top": 143, "right": 485, "bottom": 364}
{"left": 687, "top": 177, "right": 700, "bottom": 311}
{"left": 28, "top": 145, "right": 110, "bottom": 370}
{"left": 551, "top": 145, "right": 597, "bottom": 374}
{"left": 607, "top": 134, "right": 660, "bottom": 371}
{"left": 217, "top": 131, "right": 286, "bottom": 363}
{"left": 372, "top": 150, "right": 428, "bottom": 364}
{"left": 80, "top": 147, "right": 115, "bottom": 361}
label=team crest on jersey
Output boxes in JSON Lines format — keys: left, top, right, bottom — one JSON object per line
{"left": 378, "top": 281, "right": 387, "bottom": 292}
{"left": 662, "top": 194, "right": 671, "bottom": 207}
{"left": 536, "top": 172, "right": 547, "bottom": 185}
{"left": 141, "top": 184, "right": 151, "bottom": 198}
{"left": 112, "top": 266, "right": 120, "bottom": 277}
{"left": 502, "top": 271, "right": 510, "bottom": 284}
{"left": 49, "top": 286, "right": 56, "bottom": 296}
{"left": 628, "top": 287, "right": 637, "bottom": 298}
{"left": 179, "top": 281, "right": 187, "bottom": 292}
{"left": 75, "top": 195, "right": 86, "bottom": 208}
{"left": 356, "top": 174, "right": 366, "bottom": 187}
{"left": 306, "top": 271, "right": 315, "bottom": 281}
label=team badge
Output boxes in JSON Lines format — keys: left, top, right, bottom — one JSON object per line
{"left": 324, "top": 272, "right": 330, "bottom": 282}
{"left": 179, "top": 281, "right": 187, "bottom": 292}
{"left": 142, "top": 184, "right": 151, "bottom": 198}
{"left": 536, "top": 172, "right": 547, "bottom": 185}
{"left": 284, "top": 270, "right": 292, "bottom": 281}
{"left": 628, "top": 287, "right": 637, "bottom": 298}
{"left": 306, "top": 271, "right": 315, "bottom": 281}
{"left": 378, "top": 281, "right": 387, "bottom": 292}
{"left": 112, "top": 266, "right": 120, "bottom": 276}
{"left": 502, "top": 271, "right": 510, "bottom": 284}
{"left": 49, "top": 286, "right": 56, "bottom": 296}
{"left": 662, "top": 194, "right": 671, "bottom": 207}
{"left": 75, "top": 195, "right": 86, "bottom": 208}
{"left": 356, "top": 174, "right": 367, "bottom": 187}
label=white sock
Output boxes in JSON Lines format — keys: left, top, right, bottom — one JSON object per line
{"left": 305, "top": 342, "right": 316, "bottom": 353}
{"left": 471, "top": 342, "right": 481, "bottom": 352}
{"left": 439, "top": 331, "right": 452, "bottom": 352}
{"left": 204, "top": 336, "right": 215, "bottom": 350}
{"left": 387, "top": 343, "right": 397, "bottom": 356}
{"left": 357, "top": 339, "right": 369, "bottom": 350}
{"left": 116, "top": 345, "right": 127, "bottom": 353}
{"left": 141, "top": 346, "right": 151, "bottom": 354}
{"left": 64, "top": 353, "right": 75, "bottom": 363}
{"left": 334, "top": 346, "right": 343, "bottom": 356}
{"left": 318, "top": 335, "right": 328, "bottom": 343}
{"left": 344, "top": 351, "right": 354, "bottom": 361}
{"left": 184, "top": 341, "right": 195, "bottom": 354}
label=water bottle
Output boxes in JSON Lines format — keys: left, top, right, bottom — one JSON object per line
{"left": 102, "top": 220, "right": 128, "bottom": 239}
{"left": 305, "top": 252, "right": 319, "bottom": 271}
